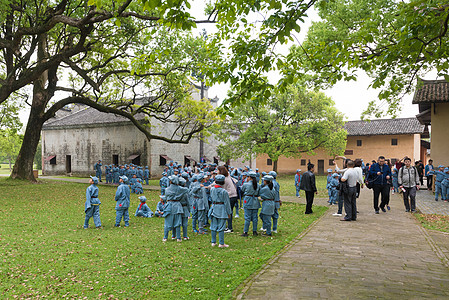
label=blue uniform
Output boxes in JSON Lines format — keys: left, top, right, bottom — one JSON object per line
{"left": 160, "top": 176, "right": 169, "bottom": 195}
{"left": 84, "top": 184, "right": 101, "bottom": 228}
{"left": 272, "top": 179, "right": 281, "bottom": 232}
{"left": 209, "top": 185, "right": 232, "bottom": 245}
{"left": 392, "top": 169, "right": 399, "bottom": 193}
{"left": 115, "top": 182, "right": 130, "bottom": 226}
{"left": 155, "top": 201, "right": 165, "bottom": 217}
{"left": 179, "top": 186, "right": 191, "bottom": 239}
{"left": 259, "top": 184, "right": 276, "bottom": 235}
{"left": 328, "top": 176, "right": 339, "bottom": 205}
{"left": 144, "top": 167, "right": 150, "bottom": 185}
{"left": 326, "top": 174, "right": 333, "bottom": 202}
{"left": 163, "top": 183, "right": 184, "bottom": 240}
{"left": 429, "top": 170, "right": 449, "bottom": 201}
{"left": 119, "top": 167, "right": 125, "bottom": 176}
{"left": 113, "top": 167, "right": 120, "bottom": 184}
{"left": 295, "top": 173, "right": 301, "bottom": 197}
{"left": 134, "top": 180, "right": 143, "bottom": 194}
{"left": 137, "top": 168, "right": 144, "bottom": 180}
{"left": 94, "top": 162, "right": 102, "bottom": 181}
{"left": 129, "top": 177, "right": 137, "bottom": 193}
{"left": 135, "top": 202, "right": 153, "bottom": 218}
{"left": 242, "top": 181, "right": 261, "bottom": 233}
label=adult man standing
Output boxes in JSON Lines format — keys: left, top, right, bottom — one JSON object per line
{"left": 398, "top": 157, "right": 420, "bottom": 212}
{"left": 340, "top": 160, "right": 364, "bottom": 221}
{"left": 369, "top": 156, "right": 392, "bottom": 214}
{"left": 425, "top": 159, "right": 434, "bottom": 190}
{"left": 94, "top": 160, "right": 102, "bottom": 182}
{"left": 300, "top": 164, "right": 317, "bottom": 214}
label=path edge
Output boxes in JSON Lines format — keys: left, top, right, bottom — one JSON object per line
{"left": 232, "top": 208, "right": 331, "bottom": 300}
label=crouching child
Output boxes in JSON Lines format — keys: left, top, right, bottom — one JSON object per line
{"left": 155, "top": 196, "right": 165, "bottom": 217}
{"left": 135, "top": 195, "right": 153, "bottom": 218}
{"left": 84, "top": 176, "right": 102, "bottom": 229}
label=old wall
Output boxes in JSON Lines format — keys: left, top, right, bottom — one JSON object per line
{"left": 431, "top": 103, "right": 449, "bottom": 166}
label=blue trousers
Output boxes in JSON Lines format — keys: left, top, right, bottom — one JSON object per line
{"left": 244, "top": 208, "right": 259, "bottom": 233}
{"left": 145, "top": 178, "right": 149, "bottom": 185}
{"left": 211, "top": 230, "right": 225, "bottom": 245}
{"left": 182, "top": 216, "right": 189, "bottom": 238}
{"left": 211, "top": 217, "right": 226, "bottom": 244}
{"left": 166, "top": 226, "right": 181, "bottom": 239}
{"left": 96, "top": 171, "right": 102, "bottom": 181}
{"left": 84, "top": 205, "right": 101, "bottom": 228}
{"left": 435, "top": 183, "right": 443, "bottom": 200}
{"left": 260, "top": 213, "right": 272, "bottom": 235}
{"left": 115, "top": 208, "right": 129, "bottom": 226}
{"left": 272, "top": 207, "right": 279, "bottom": 231}
{"left": 296, "top": 186, "right": 301, "bottom": 197}
{"left": 198, "top": 209, "right": 206, "bottom": 233}
{"left": 441, "top": 183, "right": 448, "bottom": 201}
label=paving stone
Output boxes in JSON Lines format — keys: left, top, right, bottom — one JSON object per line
{"left": 240, "top": 189, "right": 449, "bottom": 299}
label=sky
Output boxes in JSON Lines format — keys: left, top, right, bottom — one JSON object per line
{"left": 17, "top": 1, "right": 425, "bottom": 125}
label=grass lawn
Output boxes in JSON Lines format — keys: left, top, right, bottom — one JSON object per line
{"left": 276, "top": 174, "right": 328, "bottom": 198}
{"left": 0, "top": 164, "right": 42, "bottom": 176}
{"left": 0, "top": 178, "right": 327, "bottom": 299}
{"left": 414, "top": 213, "right": 449, "bottom": 233}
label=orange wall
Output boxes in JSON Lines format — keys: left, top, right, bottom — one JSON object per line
{"left": 431, "top": 103, "right": 449, "bottom": 166}
{"left": 256, "top": 134, "right": 420, "bottom": 174}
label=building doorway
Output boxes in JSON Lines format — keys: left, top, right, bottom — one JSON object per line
{"left": 113, "top": 155, "right": 119, "bottom": 165}
{"left": 318, "top": 159, "right": 324, "bottom": 175}
{"left": 66, "top": 155, "right": 72, "bottom": 173}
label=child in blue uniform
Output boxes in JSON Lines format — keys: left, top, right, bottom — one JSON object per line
{"left": 144, "top": 166, "right": 150, "bottom": 185}
{"left": 442, "top": 168, "right": 449, "bottom": 202}
{"left": 391, "top": 168, "right": 399, "bottom": 194}
{"left": 430, "top": 165, "right": 448, "bottom": 201}
{"left": 295, "top": 169, "right": 302, "bottom": 198}
{"left": 210, "top": 175, "right": 232, "bottom": 248}
{"left": 105, "top": 165, "right": 110, "bottom": 184}
{"left": 259, "top": 175, "right": 276, "bottom": 236}
{"left": 269, "top": 171, "right": 281, "bottom": 233}
{"left": 129, "top": 174, "right": 137, "bottom": 193}
{"left": 162, "top": 176, "right": 184, "bottom": 242}
{"left": 84, "top": 176, "right": 102, "bottom": 229}
{"left": 329, "top": 173, "right": 340, "bottom": 205}
{"left": 240, "top": 171, "right": 261, "bottom": 237}
{"left": 155, "top": 196, "right": 165, "bottom": 217}
{"left": 196, "top": 175, "right": 209, "bottom": 234}
{"left": 94, "top": 160, "right": 102, "bottom": 182}
{"left": 113, "top": 165, "right": 120, "bottom": 184}
{"left": 135, "top": 196, "right": 153, "bottom": 217}
{"left": 115, "top": 175, "right": 130, "bottom": 227}
{"left": 134, "top": 178, "right": 143, "bottom": 194}
{"left": 326, "top": 169, "right": 333, "bottom": 204}
{"left": 160, "top": 172, "right": 169, "bottom": 195}
{"left": 178, "top": 177, "right": 191, "bottom": 240}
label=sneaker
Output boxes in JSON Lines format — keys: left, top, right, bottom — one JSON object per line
{"left": 260, "top": 227, "right": 267, "bottom": 232}
{"left": 218, "top": 244, "right": 229, "bottom": 248}
{"left": 272, "top": 230, "right": 277, "bottom": 234}
{"left": 235, "top": 214, "right": 240, "bottom": 218}
{"left": 162, "top": 238, "right": 167, "bottom": 242}
{"left": 297, "top": 195, "right": 301, "bottom": 198}
{"left": 172, "top": 237, "right": 176, "bottom": 240}
{"left": 114, "top": 224, "right": 120, "bottom": 227}
{"left": 387, "top": 206, "right": 391, "bottom": 211}
{"left": 375, "top": 210, "right": 380, "bottom": 214}
{"left": 183, "top": 237, "right": 190, "bottom": 240}
{"left": 224, "top": 229, "right": 233, "bottom": 233}
{"left": 381, "top": 207, "right": 386, "bottom": 213}
{"left": 253, "top": 231, "right": 258, "bottom": 236}
{"left": 211, "top": 243, "right": 217, "bottom": 247}
{"left": 177, "top": 239, "right": 182, "bottom": 242}
{"left": 83, "top": 226, "right": 88, "bottom": 229}
{"left": 332, "top": 213, "right": 342, "bottom": 217}
{"left": 240, "top": 232, "right": 248, "bottom": 237}
{"left": 411, "top": 209, "right": 417, "bottom": 213}
{"left": 405, "top": 209, "right": 410, "bottom": 212}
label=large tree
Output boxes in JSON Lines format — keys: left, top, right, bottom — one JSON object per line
{"left": 217, "top": 84, "right": 347, "bottom": 172}
{"left": 288, "top": 0, "right": 449, "bottom": 117}
{"left": 0, "top": 0, "right": 320, "bottom": 181}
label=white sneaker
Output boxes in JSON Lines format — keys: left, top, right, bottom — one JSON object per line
{"left": 297, "top": 195, "right": 301, "bottom": 198}
{"left": 272, "top": 230, "right": 277, "bottom": 233}
{"left": 224, "top": 229, "right": 233, "bottom": 233}
{"left": 260, "top": 227, "right": 267, "bottom": 232}
{"left": 211, "top": 243, "right": 217, "bottom": 247}
{"left": 235, "top": 214, "right": 239, "bottom": 218}
{"left": 332, "top": 213, "right": 342, "bottom": 217}
{"left": 218, "top": 244, "right": 229, "bottom": 248}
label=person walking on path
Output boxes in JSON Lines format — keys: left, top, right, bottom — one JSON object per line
{"left": 425, "top": 159, "right": 434, "bottom": 190}
{"left": 369, "top": 156, "right": 392, "bottom": 214}
{"left": 398, "top": 157, "right": 420, "bottom": 212}
{"left": 94, "top": 160, "right": 102, "bottom": 182}
{"left": 340, "top": 160, "right": 364, "bottom": 221}
{"left": 300, "top": 164, "right": 317, "bottom": 214}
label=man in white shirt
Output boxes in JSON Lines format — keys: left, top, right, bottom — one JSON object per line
{"left": 340, "top": 160, "right": 364, "bottom": 221}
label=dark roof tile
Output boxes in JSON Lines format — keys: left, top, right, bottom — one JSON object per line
{"left": 413, "top": 79, "right": 449, "bottom": 104}
{"left": 344, "top": 117, "right": 424, "bottom": 136}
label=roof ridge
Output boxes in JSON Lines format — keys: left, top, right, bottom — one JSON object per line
{"left": 44, "top": 105, "right": 89, "bottom": 125}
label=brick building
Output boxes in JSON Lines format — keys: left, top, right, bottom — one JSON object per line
{"left": 256, "top": 118, "right": 426, "bottom": 174}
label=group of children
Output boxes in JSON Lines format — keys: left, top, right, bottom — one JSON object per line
{"left": 429, "top": 165, "right": 449, "bottom": 202}
{"left": 93, "top": 160, "right": 150, "bottom": 186}
{"left": 84, "top": 162, "right": 281, "bottom": 248}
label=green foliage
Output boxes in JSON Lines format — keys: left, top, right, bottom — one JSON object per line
{"left": 0, "top": 129, "right": 23, "bottom": 169}
{"left": 217, "top": 83, "right": 346, "bottom": 168}
{"left": 291, "top": 0, "right": 449, "bottom": 118}
{"left": 0, "top": 179, "right": 326, "bottom": 298}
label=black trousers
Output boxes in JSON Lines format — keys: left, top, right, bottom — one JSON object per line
{"left": 226, "top": 196, "right": 239, "bottom": 230}
{"left": 373, "top": 184, "right": 390, "bottom": 211}
{"left": 305, "top": 191, "right": 314, "bottom": 214}
{"left": 403, "top": 187, "right": 417, "bottom": 211}
{"left": 344, "top": 186, "right": 357, "bottom": 220}
{"left": 427, "top": 175, "right": 433, "bottom": 189}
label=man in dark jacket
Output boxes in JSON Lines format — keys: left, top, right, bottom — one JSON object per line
{"left": 369, "top": 156, "right": 392, "bottom": 214}
{"left": 300, "top": 163, "right": 318, "bottom": 214}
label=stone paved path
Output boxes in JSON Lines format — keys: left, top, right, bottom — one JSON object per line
{"left": 237, "top": 189, "right": 449, "bottom": 299}
{"left": 415, "top": 189, "right": 449, "bottom": 216}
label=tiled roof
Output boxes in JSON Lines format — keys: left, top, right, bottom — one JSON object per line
{"left": 344, "top": 118, "right": 424, "bottom": 136}
{"left": 413, "top": 79, "right": 449, "bottom": 104}
{"left": 43, "top": 106, "right": 145, "bottom": 129}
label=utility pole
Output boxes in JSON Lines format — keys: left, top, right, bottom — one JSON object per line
{"left": 199, "top": 81, "right": 204, "bottom": 162}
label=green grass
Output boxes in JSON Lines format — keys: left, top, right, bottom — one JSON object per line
{"left": 0, "top": 164, "right": 42, "bottom": 176}
{"left": 0, "top": 178, "right": 326, "bottom": 299}
{"left": 276, "top": 174, "right": 328, "bottom": 198}
{"left": 414, "top": 213, "right": 449, "bottom": 233}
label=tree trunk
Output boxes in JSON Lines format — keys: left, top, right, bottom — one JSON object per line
{"left": 273, "top": 159, "right": 278, "bottom": 173}
{"left": 10, "top": 100, "right": 46, "bottom": 181}
{"left": 10, "top": 33, "right": 48, "bottom": 182}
